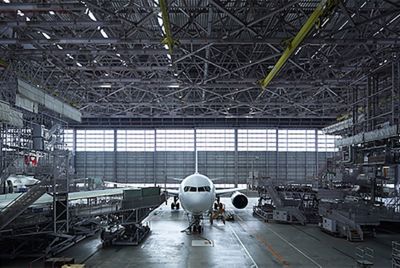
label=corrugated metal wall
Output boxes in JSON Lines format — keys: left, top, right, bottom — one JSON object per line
{"left": 75, "top": 151, "right": 334, "bottom": 184}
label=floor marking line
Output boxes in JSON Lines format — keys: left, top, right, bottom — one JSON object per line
{"left": 236, "top": 215, "right": 289, "bottom": 267}
{"left": 228, "top": 224, "right": 259, "bottom": 268}
{"left": 265, "top": 225, "right": 322, "bottom": 268}
{"left": 255, "top": 234, "right": 290, "bottom": 267}
{"left": 236, "top": 215, "right": 244, "bottom": 222}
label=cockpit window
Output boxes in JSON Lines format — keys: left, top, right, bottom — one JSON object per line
{"left": 184, "top": 186, "right": 197, "bottom": 192}
{"left": 184, "top": 186, "right": 210, "bottom": 192}
{"left": 198, "top": 186, "right": 211, "bottom": 192}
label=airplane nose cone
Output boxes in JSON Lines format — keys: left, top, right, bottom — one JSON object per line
{"left": 182, "top": 194, "right": 212, "bottom": 214}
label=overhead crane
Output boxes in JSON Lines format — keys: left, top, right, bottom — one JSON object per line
{"left": 259, "top": 0, "right": 339, "bottom": 90}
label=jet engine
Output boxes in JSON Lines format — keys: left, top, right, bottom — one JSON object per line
{"left": 231, "top": 191, "right": 248, "bottom": 209}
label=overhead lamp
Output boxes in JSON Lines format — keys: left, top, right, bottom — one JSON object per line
{"left": 157, "top": 14, "right": 165, "bottom": 34}
{"left": 360, "top": 1, "right": 367, "bottom": 8}
{"left": 49, "top": 11, "right": 55, "bottom": 15}
{"left": 295, "top": 47, "right": 302, "bottom": 55}
{"left": 389, "top": 14, "right": 400, "bottom": 24}
{"left": 41, "top": 32, "right": 51, "bottom": 40}
{"left": 168, "top": 84, "right": 180, "bottom": 88}
{"left": 338, "top": 20, "right": 348, "bottom": 31}
{"left": 100, "top": 29, "right": 109, "bottom": 39}
{"left": 321, "top": 18, "right": 330, "bottom": 27}
{"left": 86, "top": 8, "right": 97, "bottom": 21}
{"left": 99, "top": 84, "right": 112, "bottom": 88}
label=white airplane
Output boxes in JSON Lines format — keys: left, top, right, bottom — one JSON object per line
{"left": 167, "top": 153, "right": 248, "bottom": 233}
{"left": 4, "top": 175, "right": 39, "bottom": 193}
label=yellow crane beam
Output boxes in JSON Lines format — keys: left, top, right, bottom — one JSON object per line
{"left": 159, "top": 0, "right": 174, "bottom": 55}
{"left": 259, "top": 0, "right": 339, "bottom": 90}
{"left": 0, "top": 58, "right": 7, "bottom": 68}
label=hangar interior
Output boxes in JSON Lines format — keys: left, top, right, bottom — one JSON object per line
{"left": 0, "top": 0, "right": 399, "bottom": 267}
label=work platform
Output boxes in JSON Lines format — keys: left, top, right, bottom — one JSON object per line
{"left": 0, "top": 187, "right": 165, "bottom": 259}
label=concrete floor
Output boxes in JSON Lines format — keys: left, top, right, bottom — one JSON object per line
{"left": 2, "top": 197, "right": 398, "bottom": 267}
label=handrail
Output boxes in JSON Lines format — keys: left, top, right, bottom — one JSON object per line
{"left": 0, "top": 193, "right": 24, "bottom": 212}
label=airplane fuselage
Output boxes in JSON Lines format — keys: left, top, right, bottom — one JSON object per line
{"left": 178, "top": 173, "right": 216, "bottom": 216}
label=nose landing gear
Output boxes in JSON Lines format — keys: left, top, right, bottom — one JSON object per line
{"left": 182, "top": 214, "right": 203, "bottom": 234}
{"left": 190, "top": 215, "right": 203, "bottom": 234}
{"left": 192, "top": 224, "right": 203, "bottom": 233}
{"left": 171, "top": 196, "right": 180, "bottom": 210}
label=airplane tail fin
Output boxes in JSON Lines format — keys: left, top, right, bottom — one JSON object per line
{"left": 195, "top": 148, "right": 198, "bottom": 173}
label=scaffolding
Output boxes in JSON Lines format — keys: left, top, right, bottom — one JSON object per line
{"left": 393, "top": 241, "right": 400, "bottom": 268}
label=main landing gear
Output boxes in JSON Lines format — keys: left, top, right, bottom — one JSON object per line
{"left": 213, "top": 196, "right": 221, "bottom": 210}
{"left": 210, "top": 197, "right": 226, "bottom": 225}
{"left": 171, "top": 196, "right": 180, "bottom": 210}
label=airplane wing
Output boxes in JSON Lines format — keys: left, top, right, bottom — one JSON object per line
{"left": 215, "top": 187, "right": 246, "bottom": 197}
{"left": 169, "top": 178, "right": 183, "bottom": 182}
{"left": 104, "top": 181, "right": 136, "bottom": 187}
{"left": 210, "top": 177, "right": 224, "bottom": 181}
{"left": 166, "top": 189, "right": 179, "bottom": 197}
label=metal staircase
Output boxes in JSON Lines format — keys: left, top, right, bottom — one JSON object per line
{"left": 266, "top": 185, "right": 284, "bottom": 208}
{"left": 330, "top": 210, "right": 364, "bottom": 241}
{"left": 349, "top": 229, "right": 363, "bottom": 242}
{"left": 286, "top": 207, "right": 307, "bottom": 225}
{"left": 0, "top": 152, "right": 21, "bottom": 193}
{"left": 0, "top": 175, "right": 51, "bottom": 230}
{"left": 45, "top": 124, "right": 62, "bottom": 150}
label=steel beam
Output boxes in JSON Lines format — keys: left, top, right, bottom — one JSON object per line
{"left": 1, "top": 38, "right": 398, "bottom": 46}
{"left": 0, "top": 21, "right": 122, "bottom": 28}
{"left": 8, "top": 49, "right": 170, "bottom": 56}
{"left": 77, "top": 78, "right": 362, "bottom": 85}
{"left": 0, "top": 3, "right": 84, "bottom": 11}
{"left": 64, "top": 66, "right": 171, "bottom": 71}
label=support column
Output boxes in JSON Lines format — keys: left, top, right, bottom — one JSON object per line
{"left": 275, "top": 128, "right": 279, "bottom": 184}
{"left": 153, "top": 129, "right": 157, "bottom": 186}
{"left": 72, "top": 129, "right": 77, "bottom": 175}
{"left": 395, "top": 165, "right": 400, "bottom": 196}
{"left": 113, "top": 129, "right": 117, "bottom": 181}
{"left": 315, "top": 129, "right": 319, "bottom": 178}
{"left": 234, "top": 128, "right": 238, "bottom": 187}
